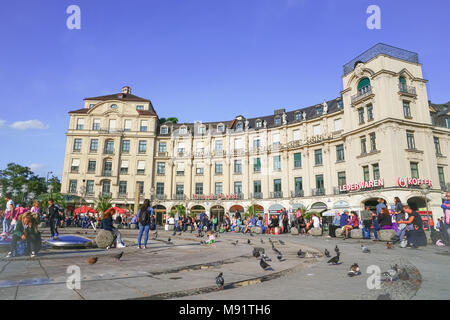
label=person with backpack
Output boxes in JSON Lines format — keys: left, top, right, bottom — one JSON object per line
{"left": 440, "top": 192, "right": 450, "bottom": 245}
{"left": 137, "top": 199, "right": 154, "bottom": 249}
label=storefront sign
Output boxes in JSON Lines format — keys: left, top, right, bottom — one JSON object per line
{"left": 398, "top": 178, "right": 432, "bottom": 188}
{"left": 339, "top": 179, "right": 384, "bottom": 192}
{"left": 192, "top": 194, "right": 241, "bottom": 200}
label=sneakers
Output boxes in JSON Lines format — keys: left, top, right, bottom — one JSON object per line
{"left": 6, "top": 252, "right": 12, "bottom": 258}
{"left": 30, "top": 252, "right": 36, "bottom": 258}
{"left": 117, "top": 243, "right": 126, "bottom": 248}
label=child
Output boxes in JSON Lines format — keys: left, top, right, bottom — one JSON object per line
{"left": 206, "top": 231, "right": 216, "bottom": 244}
{"left": 7, "top": 212, "right": 41, "bottom": 258}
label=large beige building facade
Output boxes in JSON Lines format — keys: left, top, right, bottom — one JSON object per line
{"left": 62, "top": 44, "right": 450, "bottom": 222}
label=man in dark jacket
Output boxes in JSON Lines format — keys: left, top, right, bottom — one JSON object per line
{"left": 47, "top": 199, "right": 60, "bottom": 239}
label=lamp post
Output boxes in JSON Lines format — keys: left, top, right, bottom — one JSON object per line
{"left": 420, "top": 184, "right": 431, "bottom": 230}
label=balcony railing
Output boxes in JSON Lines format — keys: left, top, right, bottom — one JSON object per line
{"left": 173, "top": 194, "right": 186, "bottom": 201}
{"left": 270, "top": 191, "right": 283, "bottom": 199}
{"left": 252, "top": 192, "right": 263, "bottom": 199}
{"left": 117, "top": 192, "right": 128, "bottom": 198}
{"left": 291, "top": 190, "right": 304, "bottom": 198}
{"left": 176, "top": 171, "right": 184, "bottom": 176}
{"left": 100, "top": 192, "right": 112, "bottom": 198}
{"left": 155, "top": 194, "right": 167, "bottom": 200}
{"left": 157, "top": 152, "right": 168, "bottom": 157}
{"left": 102, "top": 170, "right": 112, "bottom": 177}
{"left": 399, "top": 83, "right": 416, "bottom": 95}
{"left": 104, "top": 149, "right": 114, "bottom": 155}
{"left": 351, "top": 86, "right": 372, "bottom": 104}
{"left": 312, "top": 188, "right": 325, "bottom": 196}
{"left": 333, "top": 187, "right": 348, "bottom": 195}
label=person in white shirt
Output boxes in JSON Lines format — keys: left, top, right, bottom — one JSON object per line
{"left": 2, "top": 196, "right": 15, "bottom": 235}
{"left": 307, "top": 213, "right": 321, "bottom": 234}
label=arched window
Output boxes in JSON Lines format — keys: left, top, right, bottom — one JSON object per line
{"left": 110, "top": 104, "right": 118, "bottom": 109}
{"left": 357, "top": 78, "right": 371, "bottom": 94}
{"left": 399, "top": 76, "right": 406, "bottom": 84}
{"left": 399, "top": 76, "right": 407, "bottom": 91}
{"left": 236, "top": 122, "right": 243, "bottom": 130}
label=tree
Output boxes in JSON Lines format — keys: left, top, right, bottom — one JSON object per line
{"left": 159, "top": 117, "right": 179, "bottom": 125}
{"left": 95, "top": 194, "right": 112, "bottom": 214}
{"left": 38, "top": 192, "right": 67, "bottom": 213}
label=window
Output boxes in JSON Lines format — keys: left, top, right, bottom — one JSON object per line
{"left": 336, "top": 145, "right": 345, "bottom": 161}
{"left": 254, "top": 158, "right": 261, "bottom": 172}
{"left": 198, "top": 126, "right": 206, "bottom": 134}
{"left": 295, "top": 112, "right": 303, "bottom": 121}
{"left": 160, "top": 126, "right": 168, "bottom": 134}
{"left": 215, "top": 140, "right": 223, "bottom": 152}
{"left": 103, "top": 161, "right": 112, "bottom": 175}
{"left": 137, "top": 161, "right": 146, "bottom": 175}
{"left": 102, "top": 181, "right": 111, "bottom": 194}
{"left": 357, "top": 78, "right": 371, "bottom": 94}
{"left": 295, "top": 177, "right": 303, "bottom": 194}
{"left": 372, "top": 163, "right": 380, "bottom": 180}
{"left": 217, "top": 124, "right": 224, "bottom": 133}
{"left": 136, "top": 105, "right": 144, "bottom": 111}
{"left": 316, "top": 106, "right": 323, "bottom": 115}
{"left": 109, "top": 119, "right": 116, "bottom": 132}
{"left": 120, "top": 160, "right": 128, "bottom": 174}
{"left": 159, "top": 142, "right": 167, "bottom": 153}
{"left": 406, "top": 131, "right": 415, "bottom": 150}
{"left": 254, "top": 180, "right": 262, "bottom": 193}
{"left": 137, "top": 181, "right": 144, "bottom": 195}
{"left": 76, "top": 118, "right": 84, "bottom": 130}
{"left": 363, "top": 166, "right": 370, "bottom": 182}
{"left": 124, "top": 120, "right": 131, "bottom": 132}
{"left": 215, "top": 162, "right": 223, "bottom": 174}
{"left": 273, "top": 155, "right": 281, "bottom": 171}
{"left": 234, "top": 138, "right": 243, "bottom": 150}
{"left": 334, "top": 119, "right": 342, "bottom": 132}
{"left": 293, "top": 130, "right": 300, "bottom": 141}
{"left": 410, "top": 162, "right": 419, "bottom": 179}
{"left": 236, "top": 122, "right": 243, "bottom": 130}
{"left": 195, "top": 183, "right": 203, "bottom": 195}
{"left": 314, "top": 149, "right": 323, "bottom": 165}
{"left": 215, "top": 182, "right": 223, "bottom": 195}
{"left": 157, "top": 162, "right": 165, "bottom": 175}
{"left": 274, "top": 179, "right": 282, "bottom": 193}
{"left": 234, "top": 182, "right": 242, "bottom": 195}
{"left": 255, "top": 120, "right": 262, "bottom": 128}
{"left": 105, "top": 140, "right": 114, "bottom": 154}
{"left": 403, "top": 101, "right": 411, "bottom": 118}
{"left": 89, "top": 104, "right": 95, "bottom": 109}
{"left": 369, "top": 133, "right": 377, "bottom": 151}
{"left": 438, "top": 167, "right": 446, "bottom": 189}
{"left": 179, "top": 127, "right": 187, "bottom": 135}
{"left": 294, "top": 153, "right": 301, "bottom": 168}
{"left": 119, "top": 181, "right": 127, "bottom": 194}
{"left": 110, "top": 104, "right": 118, "bottom": 109}
{"left": 92, "top": 119, "right": 100, "bottom": 131}
{"left": 195, "top": 142, "right": 204, "bottom": 153}
{"left": 234, "top": 160, "right": 242, "bottom": 174}
{"left": 86, "top": 180, "right": 94, "bottom": 194}
{"left": 196, "top": 165, "right": 204, "bottom": 175}
{"left": 313, "top": 124, "right": 321, "bottom": 136}
{"left": 446, "top": 118, "right": 450, "bottom": 129}
{"left": 176, "top": 162, "right": 184, "bottom": 175}
{"left": 90, "top": 139, "right": 98, "bottom": 152}
{"left": 69, "top": 180, "right": 77, "bottom": 193}
{"left": 274, "top": 117, "right": 281, "bottom": 126}
{"left": 272, "top": 133, "right": 280, "bottom": 146}
{"left": 360, "top": 136, "right": 367, "bottom": 154}
{"left": 73, "top": 138, "right": 82, "bottom": 152}
{"left": 315, "top": 175, "right": 324, "bottom": 192}
{"left": 358, "top": 108, "right": 365, "bottom": 124}
{"left": 140, "top": 120, "right": 148, "bottom": 132}
{"left": 253, "top": 137, "right": 261, "bottom": 148}
{"left": 121, "top": 140, "right": 130, "bottom": 153}
{"left": 71, "top": 159, "right": 80, "bottom": 173}
{"left": 88, "top": 160, "right": 96, "bottom": 173}
{"left": 367, "top": 104, "right": 374, "bottom": 121}
{"left": 138, "top": 140, "right": 147, "bottom": 153}
{"left": 434, "top": 137, "right": 442, "bottom": 156}
{"left": 338, "top": 172, "right": 346, "bottom": 186}
{"left": 156, "top": 183, "right": 164, "bottom": 196}
{"left": 177, "top": 142, "right": 185, "bottom": 154}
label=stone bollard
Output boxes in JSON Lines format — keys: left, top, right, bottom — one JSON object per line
{"left": 290, "top": 227, "right": 299, "bottom": 235}
{"left": 95, "top": 230, "right": 115, "bottom": 248}
{"left": 250, "top": 227, "right": 262, "bottom": 234}
{"left": 424, "top": 231, "right": 433, "bottom": 245}
{"left": 378, "top": 229, "right": 397, "bottom": 242}
{"left": 335, "top": 227, "right": 344, "bottom": 238}
{"left": 39, "top": 222, "right": 47, "bottom": 228}
{"left": 311, "top": 227, "right": 323, "bottom": 236}
{"left": 351, "top": 229, "right": 363, "bottom": 239}
{"left": 130, "top": 224, "right": 137, "bottom": 230}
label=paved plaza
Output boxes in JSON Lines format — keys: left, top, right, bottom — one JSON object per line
{"left": 0, "top": 227, "right": 449, "bottom": 300}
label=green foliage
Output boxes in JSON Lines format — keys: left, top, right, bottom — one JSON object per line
{"left": 159, "top": 117, "right": 179, "bottom": 125}
{"left": 302, "top": 211, "right": 321, "bottom": 221}
{"left": 38, "top": 192, "right": 67, "bottom": 212}
{"left": 95, "top": 194, "right": 112, "bottom": 213}
{"left": 170, "top": 204, "right": 185, "bottom": 215}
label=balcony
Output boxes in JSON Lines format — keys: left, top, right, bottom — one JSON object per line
{"left": 117, "top": 192, "right": 128, "bottom": 198}
{"left": 68, "top": 189, "right": 78, "bottom": 195}
{"left": 155, "top": 194, "right": 166, "bottom": 200}
{"left": 157, "top": 152, "right": 168, "bottom": 157}
{"left": 291, "top": 190, "right": 304, "bottom": 198}
{"left": 312, "top": 188, "right": 325, "bottom": 196}
{"left": 156, "top": 172, "right": 165, "bottom": 176}
{"left": 252, "top": 192, "right": 263, "bottom": 199}
{"left": 173, "top": 194, "right": 186, "bottom": 201}
{"left": 213, "top": 150, "right": 226, "bottom": 157}
{"left": 333, "top": 187, "right": 348, "bottom": 195}
{"left": 270, "top": 191, "right": 283, "bottom": 199}
{"left": 398, "top": 83, "right": 416, "bottom": 96}
{"left": 102, "top": 170, "right": 112, "bottom": 177}
{"left": 85, "top": 191, "right": 95, "bottom": 198}
{"left": 104, "top": 149, "right": 114, "bottom": 155}
{"left": 351, "top": 86, "right": 373, "bottom": 105}
{"left": 176, "top": 171, "right": 184, "bottom": 176}
{"left": 100, "top": 192, "right": 112, "bottom": 198}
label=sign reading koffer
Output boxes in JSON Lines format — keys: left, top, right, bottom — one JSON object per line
{"left": 339, "top": 179, "right": 385, "bottom": 192}
{"left": 398, "top": 178, "right": 432, "bottom": 188}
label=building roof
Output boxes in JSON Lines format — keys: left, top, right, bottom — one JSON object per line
{"left": 430, "top": 101, "right": 450, "bottom": 128}
{"left": 84, "top": 93, "right": 150, "bottom": 103}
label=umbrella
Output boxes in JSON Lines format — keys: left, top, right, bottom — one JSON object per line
{"left": 74, "top": 206, "right": 97, "bottom": 215}
{"left": 322, "top": 211, "right": 337, "bottom": 217}
{"left": 105, "top": 206, "right": 128, "bottom": 215}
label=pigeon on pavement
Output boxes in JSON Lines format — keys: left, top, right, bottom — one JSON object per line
{"left": 260, "top": 259, "right": 272, "bottom": 270}
{"left": 297, "top": 249, "right": 305, "bottom": 258}
{"left": 347, "top": 263, "right": 361, "bottom": 277}
{"left": 279, "top": 240, "right": 285, "bottom": 245}
{"left": 112, "top": 251, "right": 124, "bottom": 261}
{"left": 216, "top": 272, "right": 224, "bottom": 290}
{"left": 335, "top": 245, "right": 340, "bottom": 254}
{"left": 324, "top": 249, "right": 331, "bottom": 258}
{"left": 361, "top": 245, "right": 371, "bottom": 253}
{"left": 88, "top": 257, "right": 98, "bottom": 264}
{"left": 328, "top": 252, "right": 341, "bottom": 265}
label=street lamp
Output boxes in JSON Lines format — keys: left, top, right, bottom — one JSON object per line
{"left": 420, "top": 184, "right": 431, "bottom": 230}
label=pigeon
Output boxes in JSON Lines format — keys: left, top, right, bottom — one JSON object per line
{"left": 178, "top": 232, "right": 182, "bottom": 236}
{"left": 324, "top": 249, "right": 331, "bottom": 258}
{"left": 168, "top": 237, "right": 172, "bottom": 243}
{"left": 277, "top": 254, "right": 284, "bottom": 262}
{"left": 335, "top": 245, "right": 340, "bottom": 254}
{"left": 172, "top": 231, "right": 176, "bottom": 236}
{"left": 216, "top": 272, "right": 224, "bottom": 290}
{"left": 386, "top": 242, "right": 393, "bottom": 249}
{"left": 154, "top": 231, "right": 158, "bottom": 238}
{"left": 200, "top": 240, "right": 206, "bottom": 245}
{"left": 250, "top": 232, "right": 254, "bottom": 237}
{"left": 260, "top": 239, "right": 264, "bottom": 244}
{"left": 88, "top": 257, "right": 98, "bottom": 264}
{"left": 382, "top": 265, "right": 399, "bottom": 282}
{"left": 268, "top": 238, "right": 273, "bottom": 244}
{"left": 261, "top": 254, "right": 271, "bottom": 261}
{"left": 328, "top": 252, "right": 340, "bottom": 265}
{"left": 232, "top": 240, "right": 238, "bottom": 246}
{"left": 259, "top": 258, "right": 272, "bottom": 270}
{"left": 347, "top": 263, "right": 361, "bottom": 277}
{"left": 272, "top": 246, "right": 282, "bottom": 256}
{"left": 253, "top": 250, "right": 261, "bottom": 258}
{"left": 361, "top": 245, "right": 371, "bottom": 253}
{"left": 113, "top": 251, "right": 124, "bottom": 261}
{"left": 297, "top": 249, "right": 305, "bottom": 258}
{"left": 398, "top": 268, "right": 409, "bottom": 281}
{"left": 247, "top": 239, "right": 251, "bottom": 245}
{"left": 279, "top": 240, "right": 285, "bottom": 245}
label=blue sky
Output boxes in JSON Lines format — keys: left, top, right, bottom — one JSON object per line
{"left": 0, "top": 0, "right": 449, "bottom": 179}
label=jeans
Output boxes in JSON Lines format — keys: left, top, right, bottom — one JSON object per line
{"left": 2, "top": 218, "right": 11, "bottom": 234}
{"left": 138, "top": 223, "right": 150, "bottom": 247}
{"left": 396, "top": 224, "right": 413, "bottom": 242}
{"left": 372, "top": 220, "right": 381, "bottom": 239}
{"left": 50, "top": 219, "right": 59, "bottom": 237}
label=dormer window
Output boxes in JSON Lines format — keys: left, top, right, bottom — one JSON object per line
{"left": 110, "top": 104, "right": 118, "bottom": 109}
{"left": 179, "top": 126, "right": 187, "bottom": 135}
{"left": 160, "top": 126, "right": 168, "bottom": 134}
{"left": 316, "top": 106, "right": 323, "bottom": 115}
{"left": 295, "top": 112, "right": 303, "bottom": 121}
{"left": 236, "top": 122, "right": 243, "bottom": 130}
{"left": 255, "top": 120, "right": 262, "bottom": 128}
{"left": 198, "top": 126, "right": 206, "bottom": 134}
{"left": 274, "top": 117, "right": 281, "bottom": 126}
{"left": 89, "top": 104, "right": 95, "bottom": 109}
{"left": 217, "top": 124, "right": 224, "bottom": 133}
{"left": 337, "top": 100, "right": 344, "bottom": 109}
{"left": 137, "top": 105, "right": 144, "bottom": 111}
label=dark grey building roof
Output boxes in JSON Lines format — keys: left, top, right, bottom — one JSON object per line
{"left": 430, "top": 101, "right": 450, "bottom": 128}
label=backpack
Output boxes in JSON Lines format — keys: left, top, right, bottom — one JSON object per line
{"left": 139, "top": 209, "right": 150, "bottom": 225}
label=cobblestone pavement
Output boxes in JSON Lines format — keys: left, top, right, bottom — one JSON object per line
{"left": 0, "top": 228, "right": 448, "bottom": 300}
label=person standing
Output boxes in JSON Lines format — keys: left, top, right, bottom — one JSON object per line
{"left": 137, "top": 199, "right": 154, "bottom": 249}
{"left": 30, "top": 201, "right": 41, "bottom": 219}
{"left": 47, "top": 199, "right": 60, "bottom": 240}
{"left": 440, "top": 192, "right": 450, "bottom": 245}
{"left": 2, "top": 196, "right": 15, "bottom": 235}
{"left": 360, "top": 207, "right": 373, "bottom": 239}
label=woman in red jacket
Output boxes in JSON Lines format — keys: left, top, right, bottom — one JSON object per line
{"left": 342, "top": 211, "right": 359, "bottom": 239}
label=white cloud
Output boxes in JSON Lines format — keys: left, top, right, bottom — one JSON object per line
{"left": 10, "top": 120, "right": 49, "bottom": 130}
{"left": 29, "top": 163, "right": 45, "bottom": 172}
{"left": 0, "top": 119, "right": 5, "bottom": 127}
